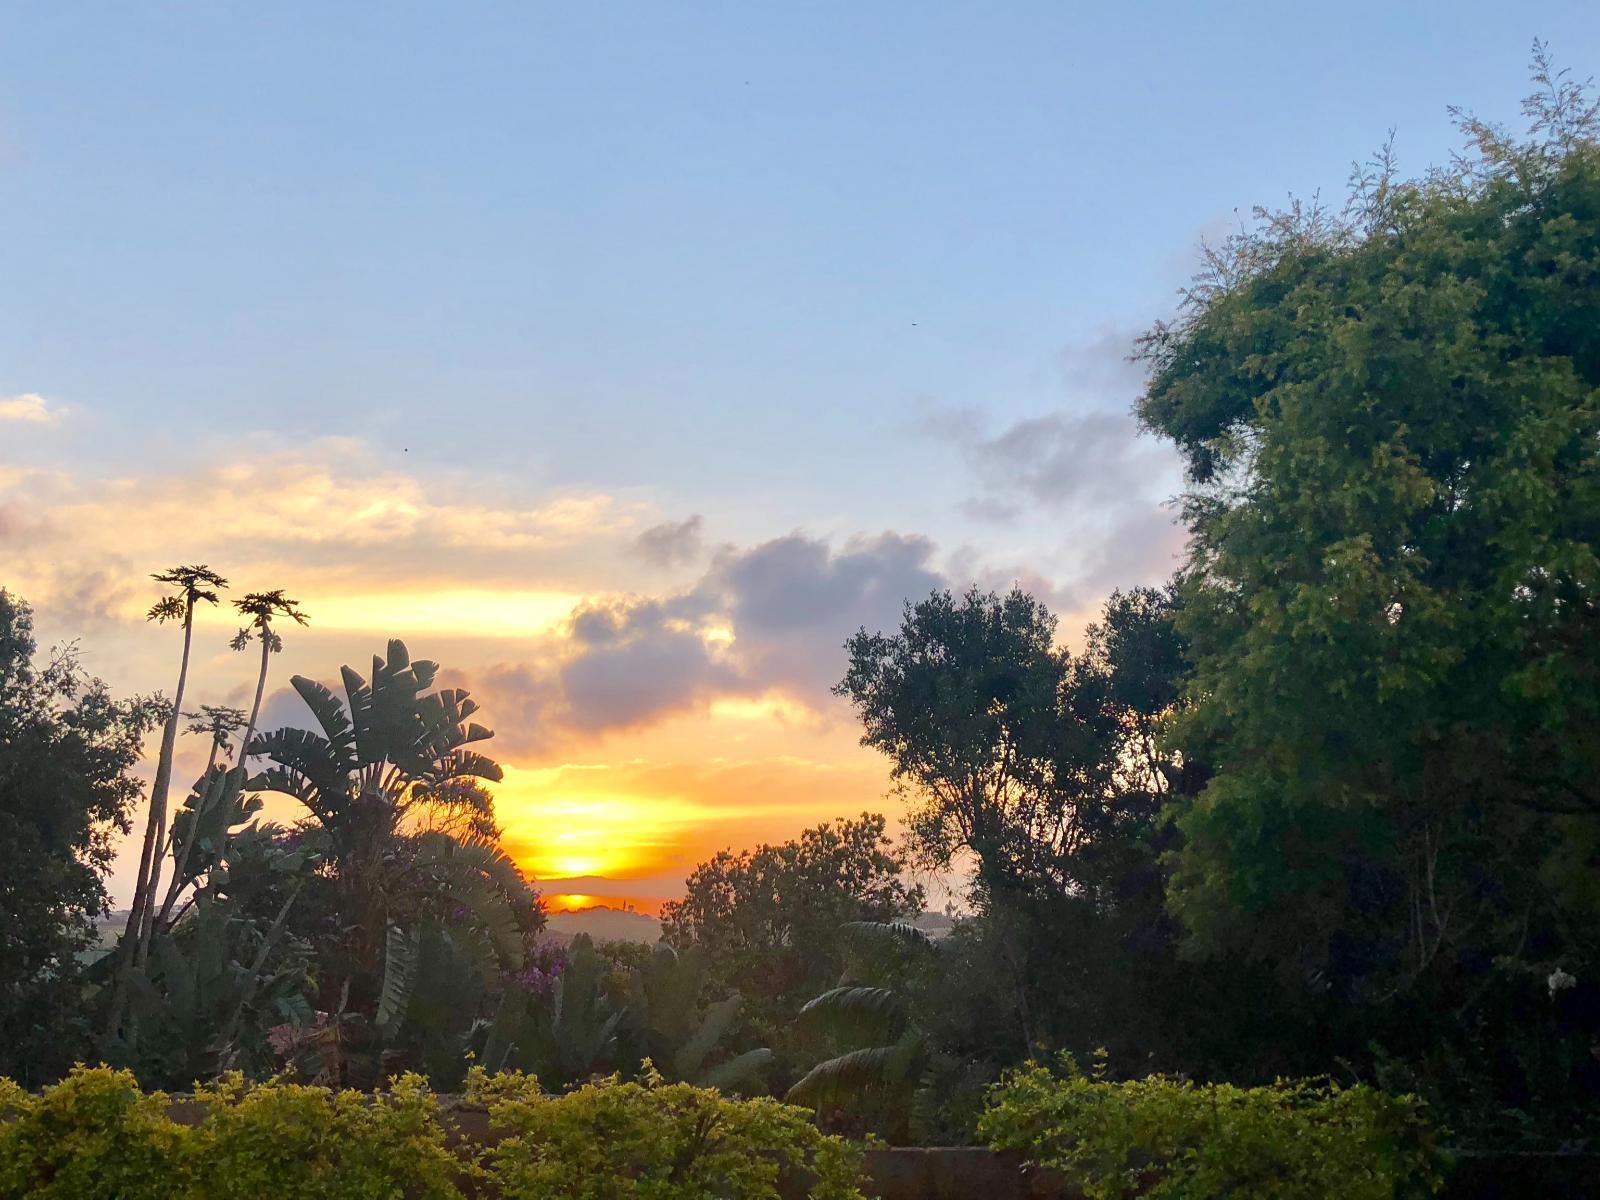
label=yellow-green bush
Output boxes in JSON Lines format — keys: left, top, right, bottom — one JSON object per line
{"left": 469, "top": 1065, "right": 866, "bottom": 1199}
{"left": 0, "top": 1068, "right": 189, "bottom": 1200}
{"left": 0, "top": 1065, "right": 866, "bottom": 1200}
{"left": 189, "top": 1072, "right": 465, "bottom": 1199}
{"left": 979, "top": 1056, "right": 1447, "bottom": 1200}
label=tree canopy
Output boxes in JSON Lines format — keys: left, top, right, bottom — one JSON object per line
{"left": 0, "top": 592, "right": 162, "bottom": 1084}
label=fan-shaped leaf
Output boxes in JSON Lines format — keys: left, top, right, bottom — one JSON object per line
{"left": 289, "top": 676, "right": 357, "bottom": 764}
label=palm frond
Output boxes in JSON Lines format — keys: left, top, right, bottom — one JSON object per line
{"left": 799, "top": 986, "right": 905, "bottom": 1044}
{"left": 786, "top": 1045, "right": 901, "bottom": 1108}
{"left": 289, "top": 675, "right": 357, "bottom": 762}
{"left": 841, "top": 920, "right": 935, "bottom": 950}
{"left": 378, "top": 924, "right": 419, "bottom": 1031}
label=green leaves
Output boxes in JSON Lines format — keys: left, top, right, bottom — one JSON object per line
{"left": 979, "top": 1060, "right": 1446, "bottom": 1200}
{"left": 378, "top": 925, "right": 419, "bottom": 1033}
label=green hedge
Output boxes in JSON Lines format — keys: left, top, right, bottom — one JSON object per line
{"left": 979, "top": 1056, "right": 1447, "bottom": 1200}
{"left": 0, "top": 1066, "right": 866, "bottom": 1200}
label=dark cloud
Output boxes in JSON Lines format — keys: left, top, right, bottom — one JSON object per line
{"left": 558, "top": 598, "right": 736, "bottom": 732}
{"left": 632, "top": 515, "right": 704, "bottom": 568}
{"left": 465, "top": 531, "right": 949, "bottom": 750}
{"left": 34, "top": 562, "right": 141, "bottom": 634}
{"left": 706, "top": 531, "right": 944, "bottom": 694}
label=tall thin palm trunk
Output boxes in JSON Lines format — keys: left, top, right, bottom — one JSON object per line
{"left": 130, "top": 600, "right": 196, "bottom": 967}
{"left": 238, "top": 630, "right": 273, "bottom": 767}
{"left": 105, "top": 565, "right": 225, "bottom": 1047}
{"left": 153, "top": 726, "right": 228, "bottom": 930}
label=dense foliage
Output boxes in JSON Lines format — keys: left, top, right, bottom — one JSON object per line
{"left": 472, "top": 1067, "right": 866, "bottom": 1199}
{"left": 0, "top": 1065, "right": 866, "bottom": 1200}
{"left": 0, "top": 593, "right": 163, "bottom": 1086}
{"left": 661, "top": 813, "right": 922, "bottom": 1076}
{"left": 980, "top": 1056, "right": 1445, "bottom": 1200}
{"left": 1133, "top": 47, "right": 1600, "bottom": 1137}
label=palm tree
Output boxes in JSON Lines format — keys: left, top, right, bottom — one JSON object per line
{"left": 143, "top": 592, "right": 306, "bottom": 938}
{"left": 230, "top": 589, "right": 309, "bottom": 757}
{"left": 123, "top": 566, "right": 227, "bottom": 965}
{"left": 247, "top": 640, "right": 533, "bottom": 1075}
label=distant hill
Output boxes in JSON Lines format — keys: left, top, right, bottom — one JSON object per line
{"left": 542, "top": 906, "right": 664, "bottom": 946}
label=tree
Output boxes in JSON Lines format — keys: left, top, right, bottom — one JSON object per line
{"left": 835, "top": 588, "right": 1260, "bottom": 1076}
{"left": 230, "top": 589, "right": 309, "bottom": 755}
{"left": 660, "top": 814, "right": 923, "bottom": 1044}
{"left": 123, "top": 566, "right": 227, "bottom": 971}
{"left": 836, "top": 587, "right": 1184, "bottom": 902}
{"left": 1135, "top": 46, "right": 1600, "bottom": 1127}
{"left": 246, "top": 639, "right": 538, "bottom": 1082}
{"left": 0, "top": 591, "right": 163, "bottom": 1084}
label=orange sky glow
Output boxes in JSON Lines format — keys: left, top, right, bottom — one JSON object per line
{"left": 0, "top": 444, "right": 960, "bottom": 912}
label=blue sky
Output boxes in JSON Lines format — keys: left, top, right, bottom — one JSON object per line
{"left": 9, "top": 4, "right": 1593, "bottom": 514}
{"left": 4, "top": 3, "right": 1597, "bottom": 903}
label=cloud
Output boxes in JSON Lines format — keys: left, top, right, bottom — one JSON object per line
{"left": 925, "top": 404, "right": 1176, "bottom": 521}
{"left": 632, "top": 515, "right": 704, "bottom": 567}
{"left": 0, "top": 394, "right": 61, "bottom": 424}
{"left": 707, "top": 531, "right": 944, "bottom": 694}
{"left": 559, "top": 598, "right": 737, "bottom": 732}
{"left": 469, "top": 530, "right": 948, "bottom": 748}
{"left": 1054, "top": 326, "right": 1151, "bottom": 399}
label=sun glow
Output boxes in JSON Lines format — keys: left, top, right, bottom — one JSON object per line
{"left": 195, "top": 587, "right": 582, "bottom": 640}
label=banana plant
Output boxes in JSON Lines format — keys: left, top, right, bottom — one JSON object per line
{"left": 786, "top": 921, "right": 941, "bottom": 1134}
{"left": 627, "top": 942, "right": 774, "bottom": 1091}
{"left": 246, "top": 640, "right": 534, "bottom": 1081}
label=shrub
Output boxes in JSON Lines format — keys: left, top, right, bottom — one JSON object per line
{"left": 469, "top": 1065, "right": 867, "bottom": 1199}
{"left": 979, "top": 1056, "right": 1447, "bottom": 1199}
{"left": 189, "top": 1072, "right": 465, "bottom": 1199}
{"left": 0, "top": 1065, "right": 865, "bottom": 1200}
{"left": 0, "top": 1068, "right": 191, "bottom": 1200}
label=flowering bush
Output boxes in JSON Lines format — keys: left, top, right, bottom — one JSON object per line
{"left": 515, "top": 941, "right": 570, "bottom": 995}
{"left": 469, "top": 1065, "right": 867, "bottom": 1199}
{"left": 979, "top": 1055, "right": 1447, "bottom": 1200}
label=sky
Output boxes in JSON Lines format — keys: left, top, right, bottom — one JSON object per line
{"left": 4, "top": 3, "right": 1596, "bottom": 912}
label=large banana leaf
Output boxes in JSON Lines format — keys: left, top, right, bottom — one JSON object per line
{"left": 378, "top": 924, "right": 419, "bottom": 1031}
{"left": 674, "top": 994, "right": 743, "bottom": 1081}
{"left": 289, "top": 675, "right": 358, "bottom": 764}
{"left": 785, "top": 1038, "right": 922, "bottom": 1109}
{"left": 798, "top": 986, "right": 906, "bottom": 1044}
{"left": 699, "top": 1047, "right": 775, "bottom": 1092}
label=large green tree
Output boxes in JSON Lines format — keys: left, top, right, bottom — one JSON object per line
{"left": 834, "top": 588, "right": 1252, "bottom": 1075}
{"left": 660, "top": 813, "right": 923, "bottom": 1061}
{"left": 0, "top": 591, "right": 163, "bottom": 1084}
{"left": 1137, "top": 48, "right": 1600, "bottom": 1127}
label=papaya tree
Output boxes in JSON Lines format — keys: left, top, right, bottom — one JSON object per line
{"left": 115, "top": 567, "right": 226, "bottom": 1008}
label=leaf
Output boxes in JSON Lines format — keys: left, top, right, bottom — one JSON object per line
{"left": 798, "top": 986, "right": 905, "bottom": 1044}
{"left": 699, "top": 1047, "right": 775, "bottom": 1091}
{"left": 289, "top": 675, "right": 358, "bottom": 764}
{"left": 378, "top": 924, "right": 419, "bottom": 1032}
{"left": 786, "top": 1044, "right": 907, "bottom": 1108}
{"left": 841, "top": 920, "right": 935, "bottom": 949}
{"left": 674, "top": 994, "right": 742, "bottom": 1081}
